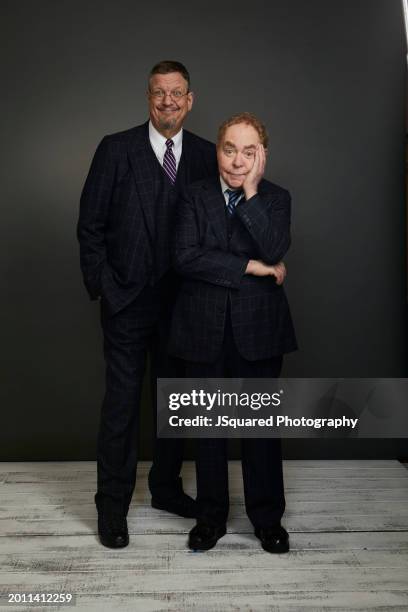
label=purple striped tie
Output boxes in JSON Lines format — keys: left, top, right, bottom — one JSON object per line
{"left": 163, "top": 139, "right": 177, "bottom": 184}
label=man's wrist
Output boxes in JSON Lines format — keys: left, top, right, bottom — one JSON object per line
{"left": 243, "top": 187, "right": 258, "bottom": 200}
{"left": 245, "top": 259, "right": 255, "bottom": 274}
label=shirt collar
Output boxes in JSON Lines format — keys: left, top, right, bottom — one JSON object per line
{"left": 149, "top": 120, "right": 183, "bottom": 149}
{"left": 219, "top": 176, "right": 241, "bottom": 194}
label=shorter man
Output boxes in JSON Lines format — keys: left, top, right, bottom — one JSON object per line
{"left": 169, "top": 112, "right": 297, "bottom": 553}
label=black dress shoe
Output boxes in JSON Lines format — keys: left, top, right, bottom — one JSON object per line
{"left": 255, "top": 525, "right": 289, "bottom": 554}
{"left": 188, "top": 522, "right": 226, "bottom": 551}
{"left": 151, "top": 492, "right": 197, "bottom": 518}
{"left": 98, "top": 513, "right": 129, "bottom": 549}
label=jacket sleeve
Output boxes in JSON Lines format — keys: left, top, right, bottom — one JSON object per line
{"left": 77, "top": 136, "right": 116, "bottom": 300}
{"left": 235, "top": 189, "right": 291, "bottom": 265}
{"left": 173, "top": 192, "right": 249, "bottom": 289}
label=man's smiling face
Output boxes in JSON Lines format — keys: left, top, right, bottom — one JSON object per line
{"left": 217, "top": 123, "right": 261, "bottom": 189}
{"left": 148, "top": 72, "right": 193, "bottom": 136}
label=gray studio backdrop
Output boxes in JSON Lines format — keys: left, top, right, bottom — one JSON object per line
{"left": 1, "top": 0, "right": 406, "bottom": 459}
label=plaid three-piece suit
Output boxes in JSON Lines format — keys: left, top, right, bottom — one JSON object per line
{"left": 77, "top": 121, "right": 217, "bottom": 515}
{"left": 169, "top": 176, "right": 297, "bottom": 362}
{"left": 169, "top": 175, "right": 297, "bottom": 528}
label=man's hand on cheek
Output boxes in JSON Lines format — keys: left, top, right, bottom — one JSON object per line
{"left": 243, "top": 144, "right": 266, "bottom": 200}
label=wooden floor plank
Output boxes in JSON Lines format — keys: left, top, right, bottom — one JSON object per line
{"left": 2, "top": 478, "right": 408, "bottom": 494}
{"left": 1, "top": 515, "right": 408, "bottom": 536}
{"left": 1, "top": 501, "right": 408, "bottom": 520}
{"left": 2, "top": 591, "right": 408, "bottom": 612}
{"left": 2, "top": 548, "right": 408, "bottom": 573}
{"left": 0, "top": 459, "right": 403, "bottom": 472}
{"left": 4, "top": 466, "right": 408, "bottom": 483}
{"left": 1, "top": 488, "right": 408, "bottom": 505}
{"left": 1, "top": 531, "right": 407, "bottom": 553}
{"left": 1, "top": 567, "right": 408, "bottom": 592}
{"left": 0, "top": 460, "right": 407, "bottom": 612}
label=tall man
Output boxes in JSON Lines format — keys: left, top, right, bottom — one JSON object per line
{"left": 169, "top": 112, "right": 297, "bottom": 553}
{"left": 77, "top": 61, "right": 217, "bottom": 548}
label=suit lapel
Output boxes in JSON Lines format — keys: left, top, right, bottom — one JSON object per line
{"left": 176, "top": 150, "right": 188, "bottom": 187}
{"left": 127, "top": 122, "right": 158, "bottom": 242}
{"left": 177, "top": 130, "right": 192, "bottom": 186}
{"left": 180, "top": 129, "right": 214, "bottom": 184}
{"left": 202, "top": 177, "right": 228, "bottom": 250}
{"left": 229, "top": 193, "right": 248, "bottom": 242}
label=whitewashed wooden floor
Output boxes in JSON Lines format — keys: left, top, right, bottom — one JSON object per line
{"left": 0, "top": 460, "right": 408, "bottom": 611}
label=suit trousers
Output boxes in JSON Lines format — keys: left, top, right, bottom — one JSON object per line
{"left": 185, "top": 302, "right": 285, "bottom": 529}
{"left": 95, "top": 274, "right": 185, "bottom": 516}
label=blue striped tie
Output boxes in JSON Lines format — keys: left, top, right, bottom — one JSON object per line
{"left": 163, "top": 139, "right": 177, "bottom": 184}
{"left": 225, "top": 189, "right": 243, "bottom": 215}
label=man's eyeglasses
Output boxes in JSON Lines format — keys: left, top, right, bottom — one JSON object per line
{"left": 148, "top": 89, "right": 189, "bottom": 100}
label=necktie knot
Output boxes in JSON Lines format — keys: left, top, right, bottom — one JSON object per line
{"left": 225, "top": 189, "right": 243, "bottom": 214}
{"left": 165, "top": 138, "right": 174, "bottom": 149}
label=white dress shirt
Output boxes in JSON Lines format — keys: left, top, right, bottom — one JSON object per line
{"left": 148, "top": 120, "right": 183, "bottom": 168}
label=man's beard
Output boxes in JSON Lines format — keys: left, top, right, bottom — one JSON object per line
{"left": 158, "top": 116, "right": 177, "bottom": 131}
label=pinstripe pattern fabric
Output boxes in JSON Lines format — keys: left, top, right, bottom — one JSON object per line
{"left": 163, "top": 139, "right": 177, "bottom": 184}
{"left": 169, "top": 176, "right": 298, "bottom": 362}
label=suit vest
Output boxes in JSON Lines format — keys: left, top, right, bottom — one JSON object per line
{"left": 146, "top": 144, "right": 187, "bottom": 285}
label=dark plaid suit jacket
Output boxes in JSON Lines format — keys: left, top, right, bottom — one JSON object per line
{"left": 169, "top": 176, "right": 298, "bottom": 362}
{"left": 77, "top": 121, "right": 217, "bottom": 314}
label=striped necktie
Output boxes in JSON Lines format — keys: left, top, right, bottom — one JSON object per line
{"left": 163, "top": 138, "right": 177, "bottom": 184}
{"left": 225, "top": 188, "right": 243, "bottom": 215}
